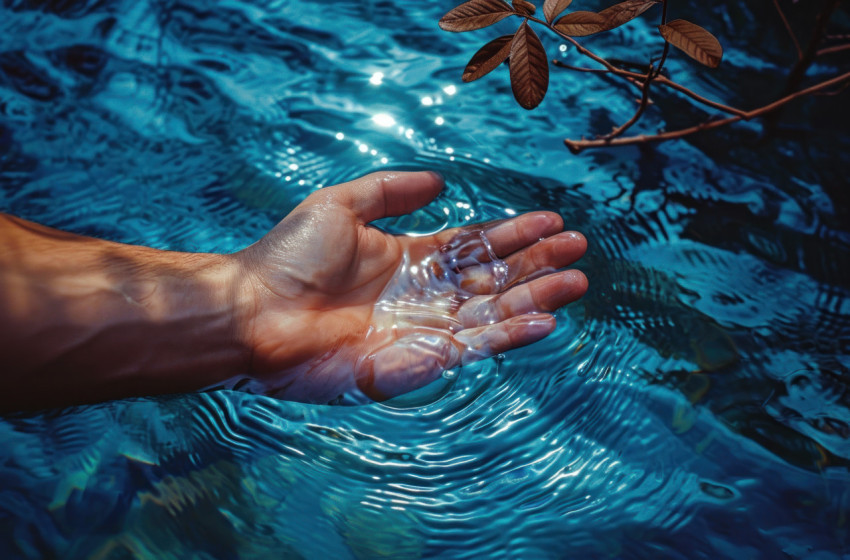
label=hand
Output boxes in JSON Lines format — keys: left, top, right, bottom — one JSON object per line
{"left": 233, "top": 171, "right": 587, "bottom": 404}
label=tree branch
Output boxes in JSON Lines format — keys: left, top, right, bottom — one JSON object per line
{"left": 564, "top": 71, "right": 850, "bottom": 153}
{"left": 601, "top": 64, "right": 656, "bottom": 140}
{"left": 539, "top": 15, "right": 748, "bottom": 118}
{"left": 817, "top": 43, "right": 850, "bottom": 57}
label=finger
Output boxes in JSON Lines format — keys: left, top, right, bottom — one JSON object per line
{"left": 326, "top": 171, "right": 444, "bottom": 223}
{"left": 434, "top": 212, "right": 563, "bottom": 266}
{"left": 503, "top": 231, "right": 587, "bottom": 287}
{"left": 458, "top": 269, "right": 588, "bottom": 328}
{"left": 483, "top": 212, "right": 564, "bottom": 257}
{"left": 455, "top": 313, "right": 556, "bottom": 365}
{"left": 455, "top": 231, "right": 587, "bottom": 294}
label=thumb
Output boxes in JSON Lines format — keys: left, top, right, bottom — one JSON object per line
{"left": 326, "top": 171, "right": 444, "bottom": 224}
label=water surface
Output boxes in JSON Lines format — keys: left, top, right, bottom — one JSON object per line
{"left": 1, "top": 0, "right": 849, "bottom": 558}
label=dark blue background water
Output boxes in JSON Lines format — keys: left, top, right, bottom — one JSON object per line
{"left": 1, "top": 0, "right": 849, "bottom": 558}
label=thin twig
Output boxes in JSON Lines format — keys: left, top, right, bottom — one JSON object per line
{"left": 535, "top": 14, "right": 747, "bottom": 118}
{"left": 817, "top": 43, "right": 850, "bottom": 57}
{"left": 551, "top": 59, "right": 645, "bottom": 88}
{"left": 653, "top": 0, "right": 671, "bottom": 78}
{"left": 552, "top": 60, "right": 630, "bottom": 75}
{"left": 599, "top": 0, "right": 670, "bottom": 140}
{"left": 563, "top": 71, "right": 850, "bottom": 153}
{"left": 773, "top": 0, "right": 804, "bottom": 60}
{"left": 816, "top": 80, "right": 850, "bottom": 96}
{"left": 601, "top": 64, "right": 655, "bottom": 139}
{"left": 767, "top": 0, "right": 842, "bottom": 129}
{"left": 653, "top": 76, "right": 748, "bottom": 117}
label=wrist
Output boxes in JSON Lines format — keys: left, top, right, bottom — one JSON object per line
{"left": 143, "top": 250, "right": 254, "bottom": 391}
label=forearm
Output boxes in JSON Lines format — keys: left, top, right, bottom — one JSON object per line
{"left": 0, "top": 213, "right": 251, "bottom": 412}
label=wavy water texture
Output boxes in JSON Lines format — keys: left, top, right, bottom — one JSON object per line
{"left": 1, "top": 0, "right": 849, "bottom": 558}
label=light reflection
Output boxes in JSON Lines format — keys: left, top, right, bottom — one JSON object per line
{"left": 404, "top": 128, "right": 414, "bottom": 139}
{"left": 445, "top": 147, "right": 454, "bottom": 154}
{"left": 381, "top": 157, "right": 388, "bottom": 164}
{"left": 369, "top": 72, "right": 384, "bottom": 85}
{"left": 505, "top": 208, "right": 517, "bottom": 216}
{"left": 434, "top": 116, "right": 445, "bottom": 125}
{"left": 372, "top": 113, "right": 396, "bottom": 127}
{"left": 359, "top": 144, "right": 369, "bottom": 153}
{"left": 443, "top": 85, "right": 457, "bottom": 95}
{"left": 288, "top": 163, "right": 298, "bottom": 171}
{"left": 421, "top": 96, "right": 434, "bottom": 106}
{"left": 335, "top": 132, "right": 344, "bottom": 140}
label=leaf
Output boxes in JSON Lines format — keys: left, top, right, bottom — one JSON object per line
{"left": 512, "top": 0, "right": 536, "bottom": 16}
{"left": 553, "top": 11, "right": 606, "bottom": 37}
{"left": 598, "top": 0, "right": 658, "bottom": 31}
{"left": 509, "top": 21, "right": 549, "bottom": 109}
{"left": 659, "top": 19, "right": 723, "bottom": 68}
{"left": 543, "top": 0, "right": 572, "bottom": 23}
{"left": 439, "top": 0, "right": 517, "bottom": 32}
{"left": 463, "top": 35, "right": 515, "bottom": 82}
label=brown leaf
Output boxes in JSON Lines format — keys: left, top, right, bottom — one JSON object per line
{"left": 553, "top": 11, "right": 606, "bottom": 37}
{"left": 510, "top": 21, "right": 549, "bottom": 109}
{"left": 659, "top": 19, "right": 723, "bottom": 68}
{"left": 463, "top": 35, "right": 515, "bottom": 82}
{"left": 543, "top": 0, "right": 573, "bottom": 23}
{"left": 598, "top": 0, "right": 658, "bottom": 31}
{"left": 439, "top": 0, "right": 517, "bottom": 32}
{"left": 512, "top": 0, "right": 536, "bottom": 16}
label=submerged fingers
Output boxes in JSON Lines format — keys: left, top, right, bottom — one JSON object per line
{"left": 355, "top": 312, "right": 558, "bottom": 402}
{"left": 483, "top": 212, "right": 564, "bottom": 257}
{"left": 435, "top": 212, "right": 564, "bottom": 267}
{"left": 503, "top": 230, "right": 587, "bottom": 286}
{"left": 432, "top": 212, "right": 584, "bottom": 295}
{"left": 455, "top": 313, "right": 557, "bottom": 364}
{"left": 456, "top": 230, "right": 587, "bottom": 294}
{"left": 458, "top": 269, "right": 588, "bottom": 328}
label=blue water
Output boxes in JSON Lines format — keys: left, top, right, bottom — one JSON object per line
{"left": 1, "top": 0, "right": 849, "bottom": 557}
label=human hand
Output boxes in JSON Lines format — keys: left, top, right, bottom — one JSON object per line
{"left": 233, "top": 171, "right": 587, "bottom": 404}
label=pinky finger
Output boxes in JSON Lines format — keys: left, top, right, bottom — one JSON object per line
{"left": 455, "top": 313, "right": 556, "bottom": 365}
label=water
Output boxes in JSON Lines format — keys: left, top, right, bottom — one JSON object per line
{"left": 1, "top": 0, "right": 848, "bottom": 557}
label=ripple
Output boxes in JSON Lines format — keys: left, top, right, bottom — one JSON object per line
{"left": 1, "top": 0, "right": 850, "bottom": 557}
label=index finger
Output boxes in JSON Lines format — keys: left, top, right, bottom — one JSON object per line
{"left": 436, "top": 211, "right": 565, "bottom": 260}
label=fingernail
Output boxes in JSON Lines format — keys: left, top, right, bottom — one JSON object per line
{"left": 521, "top": 314, "right": 556, "bottom": 339}
{"left": 425, "top": 170, "right": 444, "bottom": 183}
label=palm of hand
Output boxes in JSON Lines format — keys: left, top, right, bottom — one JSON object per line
{"left": 237, "top": 172, "right": 587, "bottom": 404}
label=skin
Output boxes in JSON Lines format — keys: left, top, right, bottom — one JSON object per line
{"left": 0, "top": 171, "right": 587, "bottom": 412}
